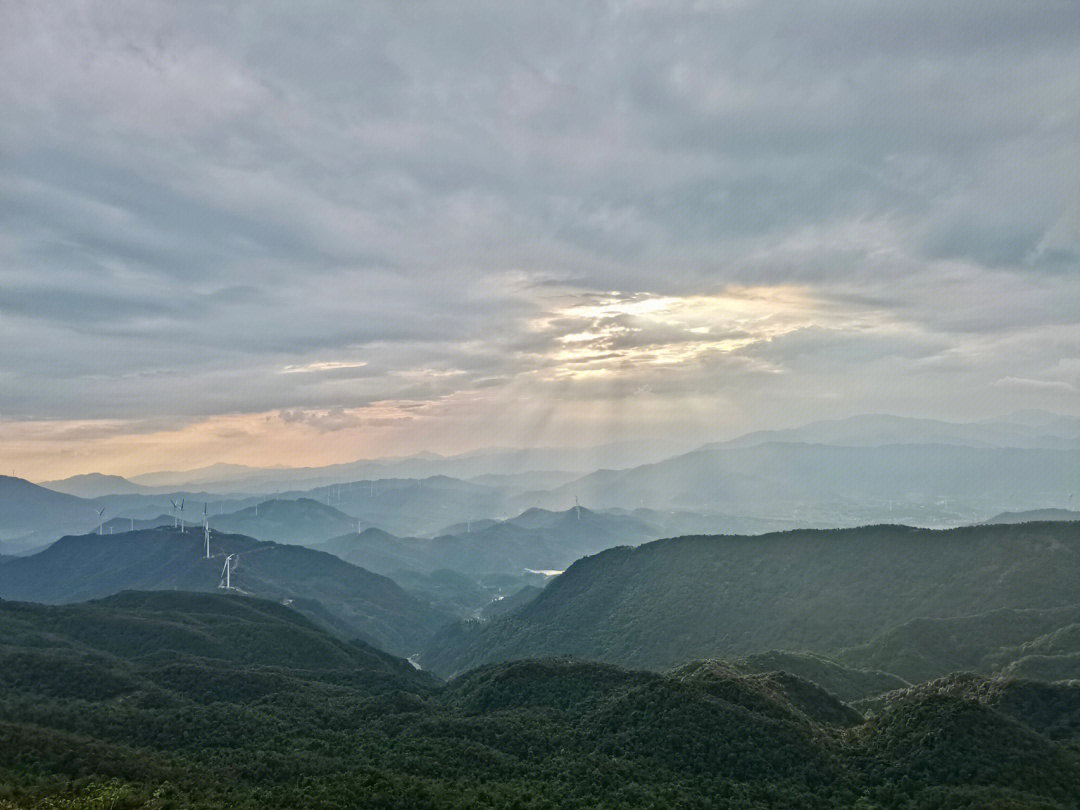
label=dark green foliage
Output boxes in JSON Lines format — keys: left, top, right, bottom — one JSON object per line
{"left": 730, "top": 651, "right": 907, "bottom": 702}
{"left": 855, "top": 674, "right": 1080, "bottom": 743}
{"left": 480, "top": 584, "right": 543, "bottom": 620}
{"left": 1, "top": 591, "right": 1078, "bottom": 809}
{"left": 392, "top": 568, "right": 492, "bottom": 618}
{"left": 670, "top": 660, "right": 864, "bottom": 726}
{"left": 423, "top": 523, "right": 1080, "bottom": 676}
{"left": 982, "top": 510, "right": 1080, "bottom": 525}
{"left": 842, "top": 605, "right": 1080, "bottom": 683}
{"left": 850, "top": 675, "right": 1080, "bottom": 805}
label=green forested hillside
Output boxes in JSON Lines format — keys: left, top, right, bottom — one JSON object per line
{"left": 422, "top": 522, "right": 1080, "bottom": 675}
{"left": 841, "top": 605, "right": 1080, "bottom": 683}
{"left": 0, "top": 528, "right": 451, "bottom": 657}
{"left": 729, "top": 651, "right": 907, "bottom": 702}
{"left": 1, "top": 592, "right": 1078, "bottom": 810}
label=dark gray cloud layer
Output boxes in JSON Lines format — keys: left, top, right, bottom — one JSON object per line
{"left": 2, "top": 0, "right": 1079, "bottom": 474}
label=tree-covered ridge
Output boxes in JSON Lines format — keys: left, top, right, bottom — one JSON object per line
{"left": 728, "top": 651, "right": 907, "bottom": 702}
{"left": 840, "top": 604, "right": 1080, "bottom": 683}
{"left": 0, "top": 528, "right": 452, "bottom": 657}
{"left": 423, "top": 522, "right": 1080, "bottom": 676}
{"left": 1, "top": 591, "right": 1079, "bottom": 809}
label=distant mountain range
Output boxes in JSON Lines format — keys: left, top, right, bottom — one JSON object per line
{"left": 37, "top": 472, "right": 153, "bottom": 498}
{"left": 529, "top": 442, "right": 1080, "bottom": 524}
{"left": 717, "top": 412, "right": 1080, "bottom": 450}
{"left": 317, "top": 506, "right": 659, "bottom": 578}
{"left": 113, "top": 439, "right": 690, "bottom": 493}
{"left": 206, "top": 498, "right": 358, "bottom": 546}
{"left": 0, "top": 476, "right": 101, "bottom": 553}
{"left": 40, "top": 410, "right": 1080, "bottom": 494}
{"left": 422, "top": 521, "right": 1080, "bottom": 677}
{"left": 23, "top": 411, "right": 1080, "bottom": 549}
{"left": 981, "top": 508, "right": 1080, "bottom": 524}
{"left": 94, "top": 498, "right": 361, "bottom": 548}
{"left": 0, "top": 527, "right": 451, "bottom": 657}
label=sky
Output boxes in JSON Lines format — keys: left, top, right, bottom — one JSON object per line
{"left": 2, "top": 0, "right": 1079, "bottom": 480}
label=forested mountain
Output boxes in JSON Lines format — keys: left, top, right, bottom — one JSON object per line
{"left": 841, "top": 604, "right": 1080, "bottom": 683}
{"left": 0, "top": 528, "right": 450, "bottom": 657}
{"left": 1, "top": 591, "right": 1077, "bottom": 809}
{"left": 0, "top": 590, "right": 427, "bottom": 681}
{"left": 729, "top": 652, "right": 907, "bottom": 702}
{"left": 423, "top": 522, "right": 1080, "bottom": 676}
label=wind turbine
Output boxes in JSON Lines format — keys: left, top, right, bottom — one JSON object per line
{"left": 178, "top": 498, "right": 186, "bottom": 533}
{"left": 169, "top": 498, "right": 179, "bottom": 528}
{"left": 203, "top": 503, "right": 211, "bottom": 558}
{"left": 219, "top": 554, "right": 236, "bottom": 590}
{"left": 575, "top": 495, "right": 581, "bottom": 521}
{"left": 96, "top": 507, "right": 106, "bottom": 535}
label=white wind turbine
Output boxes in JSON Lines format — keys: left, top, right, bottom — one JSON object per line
{"left": 96, "top": 507, "right": 106, "bottom": 535}
{"left": 203, "top": 503, "right": 211, "bottom": 559}
{"left": 178, "top": 498, "right": 186, "bottom": 533}
{"left": 219, "top": 554, "right": 236, "bottom": 590}
{"left": 169, "top": 498, "right": 179, "bottom": 528}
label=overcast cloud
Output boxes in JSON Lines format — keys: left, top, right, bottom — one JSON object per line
{"left": 2, "top": 0, "right": 1079, "bottom": 478}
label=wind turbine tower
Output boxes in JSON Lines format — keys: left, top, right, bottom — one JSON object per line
{"left": 575, "top": 496, "right": 581, "bottom": 521}
{"left": 219, "top": 554, "right": 236, "bottom": 590}
{"left": 169, "top": 499, "right": 179, "bottom": 528}
{"left": 178, "top": 498, "right": 186, "bottom": 533}
{"left": 203, "top": 503, "right": 211, "bottom": 558}
{"left": 96, "top": 507, "right": 106, "bottom": 534}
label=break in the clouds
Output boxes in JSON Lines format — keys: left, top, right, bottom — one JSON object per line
{"left": 2, "top": 0, "right": 1079, "bottom": 478}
